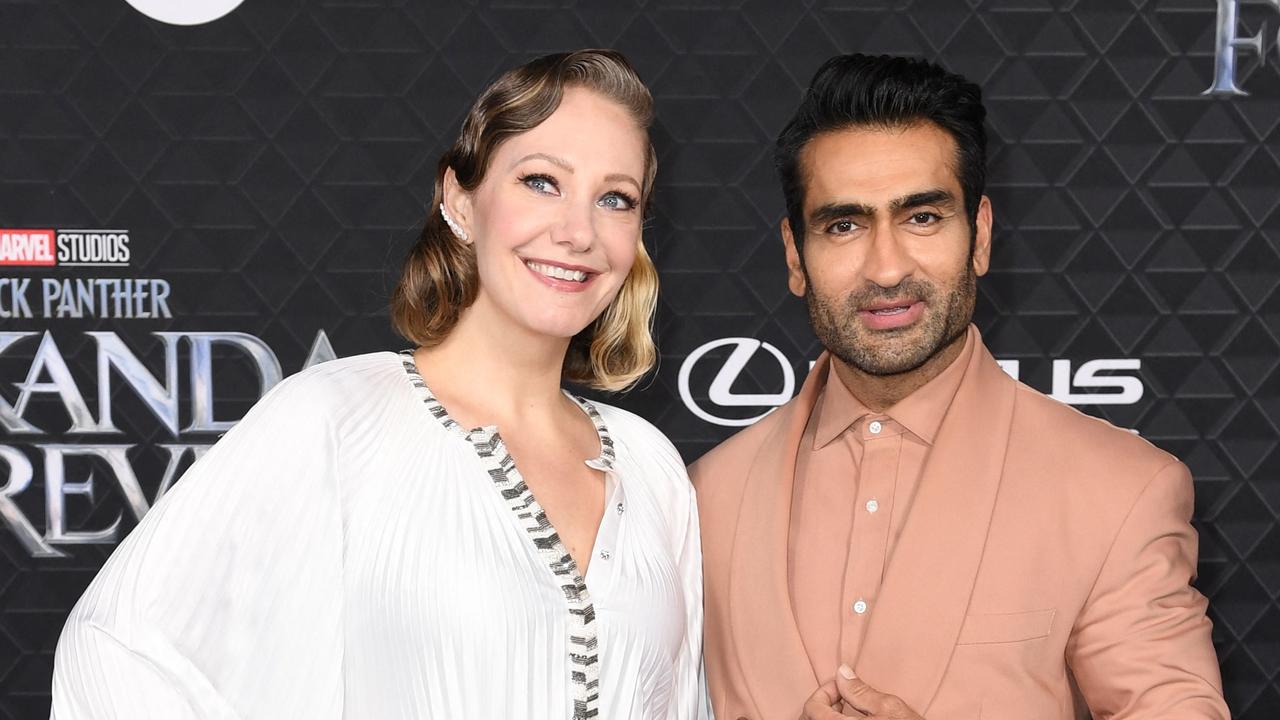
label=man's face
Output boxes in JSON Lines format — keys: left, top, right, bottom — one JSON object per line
{"left": 782, "top": 122, "right": 993, "bottom": 376}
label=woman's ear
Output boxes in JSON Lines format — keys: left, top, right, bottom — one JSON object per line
{"left": 441, "top": 168, "right": 474, "bottom": 244}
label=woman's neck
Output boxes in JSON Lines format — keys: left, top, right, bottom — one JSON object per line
{"left": 412, "top": 299, "right": 573, "bottom": 429}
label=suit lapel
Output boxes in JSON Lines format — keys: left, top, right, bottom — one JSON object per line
{"left": 727, "top": 354, "right": 830, "bottom": 719}
{"left": 854, "top": 337, "right": 1017, "bottom": 714}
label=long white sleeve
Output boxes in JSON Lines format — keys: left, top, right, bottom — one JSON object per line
{"left": 51, "top": 371, "right": 346, "bottom": 720}
{"left": 670, "top": 481, "right": 712, "bottom": 720}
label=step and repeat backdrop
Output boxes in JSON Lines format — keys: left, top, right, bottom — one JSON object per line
{"left": 2, "top": 0, "right": 1279, "bottom": 716}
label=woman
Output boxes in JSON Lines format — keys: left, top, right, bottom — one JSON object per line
{"left": 52, "top": 49, "right": 707, "bottom": 720}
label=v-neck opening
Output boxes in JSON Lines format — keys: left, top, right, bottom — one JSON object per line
{"left": 398, "top": 350, "right": 607, "bottom": 719}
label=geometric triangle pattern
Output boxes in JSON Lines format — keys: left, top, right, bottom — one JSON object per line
{"left": 1, "top": 1, "right": 1277, "bottom": 716}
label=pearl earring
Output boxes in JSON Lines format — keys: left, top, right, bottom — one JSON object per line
{"left": 439, "top": 203, "right": 469, "bottom": 242}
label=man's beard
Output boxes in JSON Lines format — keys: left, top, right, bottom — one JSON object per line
{"left": 805, "top": 266, "right": 976, "bottom": 377}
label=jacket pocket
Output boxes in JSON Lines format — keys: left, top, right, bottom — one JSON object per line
{"left": 956, "top": 609, "right": 1055, "bottom": 645}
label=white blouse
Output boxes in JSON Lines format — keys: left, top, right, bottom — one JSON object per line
{"left": 51, "top": 352, "right": 709, "bottom": 720}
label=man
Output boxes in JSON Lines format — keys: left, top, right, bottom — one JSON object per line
{"left": 690, "top": 54, "right": 1229, "bottom": 720}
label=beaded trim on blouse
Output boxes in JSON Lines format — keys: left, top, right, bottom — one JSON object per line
{"left": 399, "top": 351, "right": 612, "bottom": 720}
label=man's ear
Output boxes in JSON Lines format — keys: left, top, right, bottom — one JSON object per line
{"left": 781, "top": 217, "right": 807, "bottom": 298}
{"left": 442, "top": 168, "right": 473, "bottom": 243}
{"left": 971, "top": 195, "right": 993, "bottom": 277}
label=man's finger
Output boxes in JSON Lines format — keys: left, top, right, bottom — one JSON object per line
{"left": 835, "top": 665, "right": 886, "bottom": 716}
{"left": 801, "top": 681, "right": 846, "bottom": 720}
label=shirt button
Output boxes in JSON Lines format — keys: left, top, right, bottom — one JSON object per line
{"left": 868, "top": 420, "right": 883, "bottom": 435}
{"left": 853, "top": 599, "right": 868, "bottom": 615}
{"left": 599, "top": 549, "right": 611, "bottom": 560}
{"left": 865, "top": 498, "right": 879, "bottom": 514}
{"left": 616, "top": 502, "right": 624, "bottom": 515}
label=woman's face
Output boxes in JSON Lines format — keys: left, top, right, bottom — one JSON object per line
{"left": 454, "top": 86, "right": 647, "bottom": 342}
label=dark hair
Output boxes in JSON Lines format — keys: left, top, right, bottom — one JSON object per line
{"left": 775, "top": 54, "right": 987, "bottom": 249}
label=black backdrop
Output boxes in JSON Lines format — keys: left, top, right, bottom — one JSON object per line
{"left": 2, "top": 0, "right": 1279, "bottom": 717}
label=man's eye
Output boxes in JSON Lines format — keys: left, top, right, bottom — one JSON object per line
{"left": 827, "top": 220, "right": 855, "bottom": 234}
{"left": 910, "top": 212, "right": 940, "bottom": 224}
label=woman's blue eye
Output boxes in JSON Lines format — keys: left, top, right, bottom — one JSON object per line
{"left": 521, "top": 174, "right": 557, "bottom": 194}
{"left": 599, "top": 192, "right": 637, "bottom": 211}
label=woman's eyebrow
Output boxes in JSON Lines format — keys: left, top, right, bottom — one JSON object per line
{"left": 606, "top": 173, "right": 642, "bottom": 192}
{"left": 512, "top": 152, "right": 574, "bottom": 172}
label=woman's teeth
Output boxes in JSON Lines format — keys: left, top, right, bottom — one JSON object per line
{"left": 526, "top": 261, "right": 588, "bottom": 282}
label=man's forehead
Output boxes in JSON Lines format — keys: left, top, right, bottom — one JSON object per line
{"left": 798, "top": 121, "right": 962, "bottom": 209}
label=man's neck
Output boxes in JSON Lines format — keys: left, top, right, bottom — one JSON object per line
{"left": 831, "top": 331, "right": 968, "bottom": 413}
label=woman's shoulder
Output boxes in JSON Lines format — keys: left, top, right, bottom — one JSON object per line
{"left": 282, "top": 350, "right": 407, "bottom": 392}
{"left": 586, "top": 400, "right": 698, "bottom": 549}
{"left": 586, "top": 400, "right": 680, "bottom": 459}
{"left": 586, "top": 398, "right": 691, "bottom": 488}
{"left": 247, "top": 351, "right": 412, "bottom": 428}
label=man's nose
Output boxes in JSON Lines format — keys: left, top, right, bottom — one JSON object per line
{"left": 862, "top": 227, "right": 917, "bottom": 288}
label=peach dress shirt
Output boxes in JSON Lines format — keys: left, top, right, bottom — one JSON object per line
{"left": 789, "top": 333, "right": 970, "bottom": 679}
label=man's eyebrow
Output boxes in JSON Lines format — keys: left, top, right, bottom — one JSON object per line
{"left": 809, "top": 202, "right": 874, "bottom": 225}
{"left": 890, "top": 189, "right": 956, "bottom": 212}
{"left": 512, "top": 152, "right": 574, "bottom": 172}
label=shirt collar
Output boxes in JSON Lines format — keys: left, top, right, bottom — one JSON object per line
{"left": 813, "top": 326, "right": 976, "bottom": 449}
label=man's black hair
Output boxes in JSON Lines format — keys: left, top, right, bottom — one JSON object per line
{"left": 775, "top": 54, "right": 987, "bottom": 250}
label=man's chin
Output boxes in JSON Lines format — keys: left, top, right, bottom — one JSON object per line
{"left": 850, "top": 355, "right": 932, "bottom": 377}
{"left": 833, "top": 347, "right": 928, "bottom": 377}
{"left": 831, "top": 330, "right": 940, "bottom": 376}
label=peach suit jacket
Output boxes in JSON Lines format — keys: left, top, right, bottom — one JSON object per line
{"left": 689, "top": 327, "right": 1229, "bottom": 720}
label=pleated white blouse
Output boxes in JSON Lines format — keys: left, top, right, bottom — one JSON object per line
{"left": 51, "top": 352, "right": 709, "bottom": 720}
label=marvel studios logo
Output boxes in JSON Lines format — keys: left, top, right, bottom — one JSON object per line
{"left": 0, "top": 229, "right": 131, "bottom": 267}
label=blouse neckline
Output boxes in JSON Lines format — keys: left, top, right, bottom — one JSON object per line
{"left": 396, "top": 350, "right": 616, "bottom": 473}
{"left": 397, "top": 349, "right": 609, "bottom": 719}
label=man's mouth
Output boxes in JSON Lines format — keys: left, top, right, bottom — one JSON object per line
{"left": 862, "top": 301, "right": 919, "bottom": 315}
{"left": 857, "top": 300, "right": 925, "bottom": 330}
{"left": 867, "top": 305, "right": 913, "bottom": 316}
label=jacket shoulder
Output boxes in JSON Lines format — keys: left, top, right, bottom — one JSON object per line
{"left": 689, "top": 399, "right": 792, "bottom": 495}
{"left": 1009, "top": 381, "right": 1179, "bottom": 482}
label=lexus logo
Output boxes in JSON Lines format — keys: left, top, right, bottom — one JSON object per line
{"left": 678, "top": 338, "right": 797, "bottom": 427}
{"left": 679, "top": 338, "right": 1146, "bottom": 428}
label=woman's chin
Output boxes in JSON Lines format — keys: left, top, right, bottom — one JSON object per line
{"left": 518, "top": 315, "right": 597, "bottom": 342}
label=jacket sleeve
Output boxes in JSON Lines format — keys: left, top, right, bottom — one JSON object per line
{"left": 50, "top": 373, "right": 346, "bottom": 720}
{"left": 1066, "top": 460, "right": 1229, "bottom": 719}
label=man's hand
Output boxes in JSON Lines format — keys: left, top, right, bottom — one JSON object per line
{"left": 800, "top": 665, "right": 925, "bottom": 719}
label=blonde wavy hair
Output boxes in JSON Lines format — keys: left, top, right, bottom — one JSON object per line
{"left": 391, "top": 49, "right": 659, "bottom": 391}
